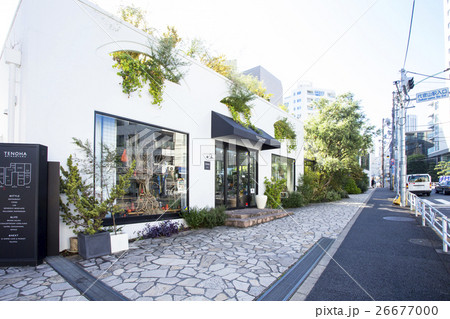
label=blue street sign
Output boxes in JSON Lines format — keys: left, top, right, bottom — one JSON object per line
{"left": 416, "top": 87, "right": 449, "bottom": 103}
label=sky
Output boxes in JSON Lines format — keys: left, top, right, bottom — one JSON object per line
{"left": 0, "top": 0, "right": 447, "bottom": 132}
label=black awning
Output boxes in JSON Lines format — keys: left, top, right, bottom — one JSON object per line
{"left": 211, "top": 111, "right": 281, "bottom": 150}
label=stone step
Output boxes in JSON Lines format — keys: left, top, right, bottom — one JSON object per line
{"left": 225, "top": 208, "right": 284, "bottom": 219}
{"left": 225, "top": 210, "right": 293, "bottom": 228}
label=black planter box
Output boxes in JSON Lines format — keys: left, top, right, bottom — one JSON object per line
{"left": 78, "top": 232, "right": 111, "bottom": 259}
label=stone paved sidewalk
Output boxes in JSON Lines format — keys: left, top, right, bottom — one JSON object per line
{"left": 0, "top": 190, "right": 372, "bottom": 301}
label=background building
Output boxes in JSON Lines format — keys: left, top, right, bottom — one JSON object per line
{"left": 283, "top": 82, "right": 336, "bottom": 120}
{"left": 243, "top": 65, "right": 283, "bottom": 106}
{"left": 405, "top": 114, "right": 417, "bottom": 132}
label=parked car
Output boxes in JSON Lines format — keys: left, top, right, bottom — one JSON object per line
{"left": 406, "top": 174, "right": 432, "bottom": 196}
{"left": 435, "top": 180, "right": 450, "bottom": 195}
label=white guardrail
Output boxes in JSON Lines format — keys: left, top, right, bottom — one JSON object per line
{"left": 408, "top": 192, "right": 449, "bottom": 253}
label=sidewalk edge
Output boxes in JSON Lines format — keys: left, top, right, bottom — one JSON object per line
{"left": 290, "top": 188, "right": 376, "bottom": 301}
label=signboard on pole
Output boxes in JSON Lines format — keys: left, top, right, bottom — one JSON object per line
{"left": 416, "top": 88, "right": 449, "bottom": 103}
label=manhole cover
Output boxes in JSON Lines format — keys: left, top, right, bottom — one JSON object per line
{"left": 409, "top": 238, "right": 434, "bottom": 247}
{"left": 383, "top": 216, "right": 415, "bottom": 222}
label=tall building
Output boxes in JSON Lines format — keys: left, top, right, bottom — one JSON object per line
{"left": 242, "top": 65, "right": 283, "bottom": 106}
{"left": 283, "top": 82, "right": 336, "bottom": 120}
{"left": 405, "top": 114, "right": 417, "bottom": 132}
{"left": 431, "top": 0, "right": 450, "bottom": 162}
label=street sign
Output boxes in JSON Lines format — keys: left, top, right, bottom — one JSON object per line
{"left": 416, "top": 87, "right": 449, "bottom": 103}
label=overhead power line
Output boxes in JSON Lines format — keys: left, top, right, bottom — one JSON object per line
{"left": 403, "top": 0, "right": 416, "bottom": 69}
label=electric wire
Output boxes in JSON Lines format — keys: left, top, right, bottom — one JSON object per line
{"left": 403, "top": 0, "right": 416, "bottom": 69}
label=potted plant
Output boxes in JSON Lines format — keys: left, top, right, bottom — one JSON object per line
{"left": 60, "top": 139, "right": 135, "bottom": 259}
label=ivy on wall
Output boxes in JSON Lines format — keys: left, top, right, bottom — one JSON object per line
{"left": 274, "top": 117, "right": 297, "bottom": 152}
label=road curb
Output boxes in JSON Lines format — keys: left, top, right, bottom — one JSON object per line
{"left": 290, "top": 188, "right": 376, "bottom": 301}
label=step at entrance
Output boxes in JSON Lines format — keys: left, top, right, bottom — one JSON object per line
{"left": 256, "top": 237, "right": 335, "bottom": 301}
{"left": 225, "top": 208, "right": 293, "bottom": 228}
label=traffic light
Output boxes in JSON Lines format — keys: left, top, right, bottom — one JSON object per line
{"left": 407, "top": 77, "right": 414, "bottom": 91}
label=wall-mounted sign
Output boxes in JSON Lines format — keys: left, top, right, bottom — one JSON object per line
{"left": 0, "top": 144, "right": 48, "bottom": 266}
{"left": 204, "top": 161, "right": 211, "bottom": 170}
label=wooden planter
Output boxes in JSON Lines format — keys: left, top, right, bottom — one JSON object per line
{"left": 77, "top": 232, "right": 111, "bottom": 259}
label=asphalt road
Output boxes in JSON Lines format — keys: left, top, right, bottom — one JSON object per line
{"left": 418, "top": 191, "right": 450, "bottom": 218}
{"left": 306, "top": 188, "right": 450, "bottom": 301}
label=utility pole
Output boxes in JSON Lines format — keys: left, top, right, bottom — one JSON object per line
{"left": 394, "top": 69, "right": 414, "bottom": 207}
{"left": 390, "top": 92, "right": 395, "bottom": 190}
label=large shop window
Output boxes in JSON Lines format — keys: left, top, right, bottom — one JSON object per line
{"left": 95, "top": 113, "right": 188, "bottom": 223}
{"left": 271, "top": 154, "right": 295, "bottom": 192}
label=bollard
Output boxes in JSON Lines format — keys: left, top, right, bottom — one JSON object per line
{"left": 422, "top": 202, "right": 426, "bottom": 226}
{"left": 443, "top": 219, "right": 448, "bottom": 253}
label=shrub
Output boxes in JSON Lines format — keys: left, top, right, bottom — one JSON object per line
{"left": 181, "top": 206, "right": 227, "bottom": 229}
{"left": 297, "top": 170, "right": 319, "bottom": 204}
{"left": 337, "top": 189, "right": 349, "bottom": 199}
{"left": 264, "top": 176, "right": 286, "bottom": 209}
{"left": 281, "top": 191, "right": 304, "bottom": 208}
{"left": 324, "top": 190, "right": 342, "bottom": 202}
{"left": 355, "top": 173, "right": 369, "bottom": 193}
{"left": 138, "top": 220, "right": 183, "bottom": 239}
{"left": 203, "top": 206, "right": 227, "bottom": 228}
{"left": 344, "top": 178, "right": 361, "bottom": 194}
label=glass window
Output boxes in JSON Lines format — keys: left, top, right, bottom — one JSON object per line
{"left": 95, "top": 113, "right": 188, "bottom": 220}
{"left": 271, "top": 154, "right": 295, "bottom": 192}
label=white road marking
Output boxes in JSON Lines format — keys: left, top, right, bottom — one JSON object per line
{"left": 435, "top": 199, "right": 450, "bottom": 205}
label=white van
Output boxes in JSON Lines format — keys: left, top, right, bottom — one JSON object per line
{"left": 407, "top": 174, "right": 432, "bottom": 196}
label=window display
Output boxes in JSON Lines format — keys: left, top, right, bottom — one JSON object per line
{"left": 95, "top": 113, "right": 188, "bottom": 220}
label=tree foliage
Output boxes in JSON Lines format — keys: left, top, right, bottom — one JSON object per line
{"left": 304, "top": 93, "right": 375, "bottom": 197}
{"left": 435, "top": 161, "right": 450, "bottom": 177}
{"left": 407, "top": 154, "right": 428, "bottom": 175}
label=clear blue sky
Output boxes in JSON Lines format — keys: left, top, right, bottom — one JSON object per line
{"left": 0, "top": 0, "right": 446, "bottom": 130}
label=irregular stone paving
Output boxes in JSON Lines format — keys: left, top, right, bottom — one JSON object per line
{"left": 0, "top": 264, "right": 87, "bottom": 301}
{"left": 0, "top": 191, "right": 371, "bottom": 301}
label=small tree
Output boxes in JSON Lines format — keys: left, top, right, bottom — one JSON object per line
{"left": 60, "top": 141, "right": 135, "bottom": 235}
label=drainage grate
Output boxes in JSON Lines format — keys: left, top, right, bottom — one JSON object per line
{"left": 256, "top": 237, "right": 335, "bottom": 301}
{"left": 45, "top": 256, "right": 128, "bottom": 301}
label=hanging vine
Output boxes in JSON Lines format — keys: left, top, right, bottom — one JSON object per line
{"left": 274, "top": 117, "right": 297, "bottom": 152}
{"left": 220, "top": 80, "right": 262, "bottom": 133}
{"left": 112, "top": 27, "right": 187, "bottom": 106}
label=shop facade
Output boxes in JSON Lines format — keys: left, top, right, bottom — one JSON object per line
{"left": 0, "top": 0, "right": 304, "bottom": 251}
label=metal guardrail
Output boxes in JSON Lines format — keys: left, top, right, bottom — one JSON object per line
{"left": 408, "top": 192, "right": 449, "bottom": 253}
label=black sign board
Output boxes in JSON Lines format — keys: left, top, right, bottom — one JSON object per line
{"left": 204, "top": 161, "right": 210, "bottom": 170}
{"left": 0, "top": 144, "right": 48, "bottom": 266}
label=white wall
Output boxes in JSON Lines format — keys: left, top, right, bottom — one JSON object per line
{"left": 1, "top": 0, "right": 304, "bottom": 251}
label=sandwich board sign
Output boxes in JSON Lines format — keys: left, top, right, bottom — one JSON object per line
{"left": 416, "top": 88, "right": 449, "bottom": 103}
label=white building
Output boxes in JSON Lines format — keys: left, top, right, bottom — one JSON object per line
{"left": 0, "top": 0, "right": 304, "bottom": 251}
{"left": 431, "top": 0, "right": 450, "bottom": 162}
{"left": 283, "top": 82, "right": 336, "bottom": 120}
{"left": 405, "top": 114, "right": 417, "bottom": 133}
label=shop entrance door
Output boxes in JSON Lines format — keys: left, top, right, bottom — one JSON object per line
{"left": 215, "top": 142, "right": 257, "bottom": 209}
